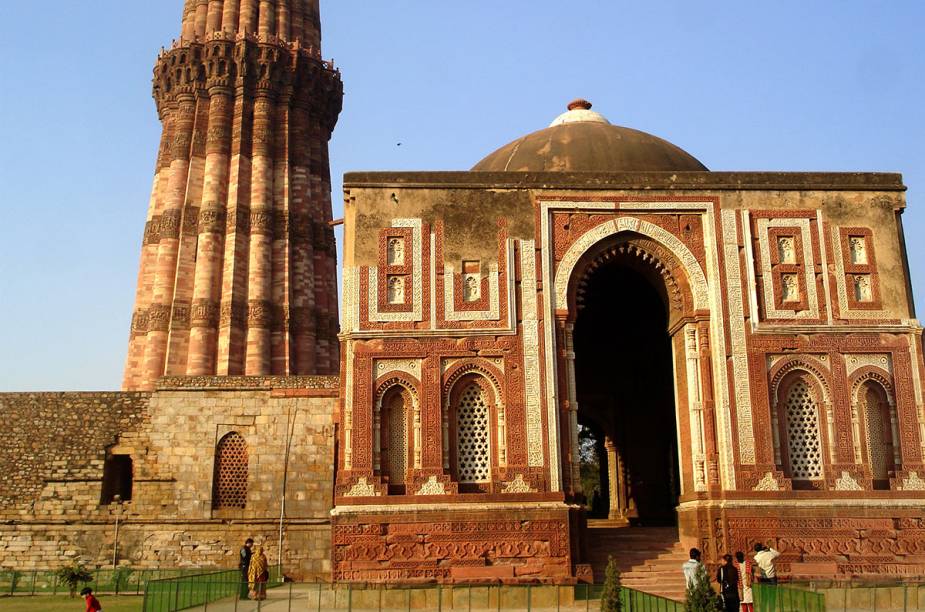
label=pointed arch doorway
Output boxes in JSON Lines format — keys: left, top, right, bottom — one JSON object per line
{"left": 571, "top": 235, "right": 689, "bottom": 525}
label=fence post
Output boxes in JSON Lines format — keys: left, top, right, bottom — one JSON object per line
{"left": 317, "top": 582, "right": 323, "bottom": 612}
{"left": 438, "top": 584, "right": 442, "bottom": 612}
{"left": 527, "top": 584, "right": 532, "bottom": 612}
{"left": 348, "top": 582, "right": 353, "bottom": 612}
{"left": 204, "top": 579, "right": 210, "bottom": 612}
{"left": 288, "top": 580, "right": 293, "bottom": 612}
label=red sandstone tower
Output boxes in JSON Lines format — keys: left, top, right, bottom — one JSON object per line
{"left": 123, "top": 0, "right": 342, "bottom": 390}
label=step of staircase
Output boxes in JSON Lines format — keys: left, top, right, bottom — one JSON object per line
{"left": 585, "top": 525, "right": 689, "bottom": 603}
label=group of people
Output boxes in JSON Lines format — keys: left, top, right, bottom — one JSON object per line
{"left": 683, "top": 543, "right": 781, "bottom": 612}
{"left": 238, "top": 538, "right": 270, "bottom": 601}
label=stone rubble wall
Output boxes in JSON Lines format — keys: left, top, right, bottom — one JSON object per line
{"left": 0, "top": 381, "right": 338, "bottom": 579}
{"left": 0, "top": 392, "right": 150, "bottom": 515}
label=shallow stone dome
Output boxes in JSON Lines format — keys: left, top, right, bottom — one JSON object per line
{"left": 472, "top": 100, "right": 707, "bottom": 173}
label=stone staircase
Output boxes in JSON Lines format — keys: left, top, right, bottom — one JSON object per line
{"left": 585, "top": 521, "right": 690, "bottom": 602}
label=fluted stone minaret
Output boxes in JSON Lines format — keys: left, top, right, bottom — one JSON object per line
{"left": 123, "top": 0, "right": 342, "bottom": 391}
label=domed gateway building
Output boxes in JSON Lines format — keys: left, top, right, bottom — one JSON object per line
{"left": 335, "top": 98, "right": 925, "bottom": 589}
{"left": 2, "top": 1, "right": 924, "bottom": 599}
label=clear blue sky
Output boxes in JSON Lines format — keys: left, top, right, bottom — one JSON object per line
{"left": 1, "top": 1, "right": 923, "bottom": 391}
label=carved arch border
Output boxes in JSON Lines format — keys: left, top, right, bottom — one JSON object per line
{"left": 849, "top": 366, "right": 895, "bottom": 403}
{"left": 570, "top": 235, "right": 694, "bottom": 317}
{"left": 375, "top": 370, "right": 422, "bottom": 402}
{"left": 374, "top": 371, "right": 422, "bottom": 480}
{"left": 554, "top": 217, "right": 709, "bottom": 312}
{"left": 442, "top": 359, "right": 505, "bottom": 403}
{"left": 769, "top": 356, "right": 833, "bottom": 406}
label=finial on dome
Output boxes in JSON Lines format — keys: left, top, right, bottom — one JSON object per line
{"left": 568, "top": 99, "right": 593, "bottom": 111}
{"left": 549, "top": 99, "right": 610, "bottom": 128}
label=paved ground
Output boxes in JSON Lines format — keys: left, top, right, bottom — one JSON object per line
{"left": 186, "top": 583, "right": 601, "bottom": 611}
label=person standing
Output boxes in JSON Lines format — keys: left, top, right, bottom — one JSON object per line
{"left": 735, "top": 551, "right": 754, "bottom": 612}
{"left": 239, "top": 538, "right": 254, "bottom": 600}
{"left": 753, "top": 543, "right": 781, "bottom": 584}
{"left": 80, "top": 587, "right": 102, "bottom": 611}
{"left": 682, "top": 548, "right": 703, "bottom": 587}
{"left": 716, "top": 554, "right": 740, "bottom": 612}
{"left": 248, "top": 544, "right": 270, "bottom": 601}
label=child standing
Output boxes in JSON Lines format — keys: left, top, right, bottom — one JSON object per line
{"left": 80, "top": 587, "right": 102, "bottom": 611}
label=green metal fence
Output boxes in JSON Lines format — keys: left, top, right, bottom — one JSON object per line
{"left": 0, "top": 567, "right": 209, "bottom": 596}
{"left": 142, "top": 566, "right": 282, "bottom": 612}
{"left": 139, "top": 578, "right": 682, "bottom": 612}
{"left": 618, "top": 585, "right": 683, "bottom": 611}
{"left": 799, "top": 581, "right": 925, "bottom": 611}
{"left": 754, "top": 583, "right": 826, "bottom": 612}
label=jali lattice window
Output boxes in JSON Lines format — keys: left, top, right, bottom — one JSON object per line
{"left": 383, "top": 390, "right": 408, "bottom": 486}
{"left": 455, "top": 382, "right": 491, "bottom": 483}
{"left": 784, "top": 379, "right": 824, "bottom": 480}
{"left": 863, "top": 383, "right": 894, "bottom": 483}
{"left": 212, "top": 432, "right": 248, "bottom": 509}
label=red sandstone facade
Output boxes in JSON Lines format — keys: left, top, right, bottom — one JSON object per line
{"left": 123, "top": 0, "right": 342, "bottom": 391}
{"left": 334, "top": 170, "right": 925, "bottom": 583}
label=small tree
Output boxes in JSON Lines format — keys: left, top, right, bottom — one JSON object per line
{"left": 684, "top": 563, "right": 721, "bottom": 612}
{"left": 56, "top": 562, "right": 93, "bottom": 597}
{"left": 600, "top": 556, "right": 623, "bottom": 612}
{"left": 9, "top": 570, "right": 23, "bottom": 594}
{"left": 113, "top": 566, "right": 134, "bottom": 594}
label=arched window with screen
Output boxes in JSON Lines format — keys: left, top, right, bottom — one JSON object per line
{"left": 212, "top": 432, "right": 248, "bottom": 510}
{"left": 860, "top": 380, "right": 896, "bottom": 488}
{"left": 450, "top": 377, "right": 494, "bottom": 488}
{"left": 380, "top": 386, "right": 410, "bottom": 493}
{"left": 777, "top": 373, "right": 826, "bottom": 484}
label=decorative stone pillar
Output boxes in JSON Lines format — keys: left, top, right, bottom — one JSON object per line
{"left": 684, "top": 324, "right": 707, "bottom": 491}
{"left": 562, "top": 321, "right": 581, "bottom": 494}
{"left": 605, "top": 437, "right": 626, "bottom": 523}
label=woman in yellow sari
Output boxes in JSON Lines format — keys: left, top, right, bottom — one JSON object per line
{"left": 247, "top": 544, "right": 269, "bottom": 601}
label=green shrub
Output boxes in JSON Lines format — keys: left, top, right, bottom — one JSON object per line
{"left": 113, "top": 566, "right": 135, "bottom": 593}
{"left": 600, "top": 556, "right": 623, "bottom": 612}
{"left": 684, "top": 563, "right": 721, "bottom": 612}
{"left": 55, "top": 562, "right": 93, "bottom": 597}
{"left": 9, "top": 570, "right": 23, "bottom": 593}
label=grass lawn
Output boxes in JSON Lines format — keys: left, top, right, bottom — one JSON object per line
{"left": 0, "top": 595, "right": 143, "bottom": 611}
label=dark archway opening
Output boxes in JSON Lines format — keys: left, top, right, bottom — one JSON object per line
{"left": 574, "top": 259, "right": 680, "bottom": 525}
{"left": 100, "top": 454, "right": 133, "bottom": 505}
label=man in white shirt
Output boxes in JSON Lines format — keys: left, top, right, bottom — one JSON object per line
{"left": 753, "top": 543, "right": 781, "bottom": 583}
{"left": 682, "top": 548, "right": 703, "bottom": 587}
